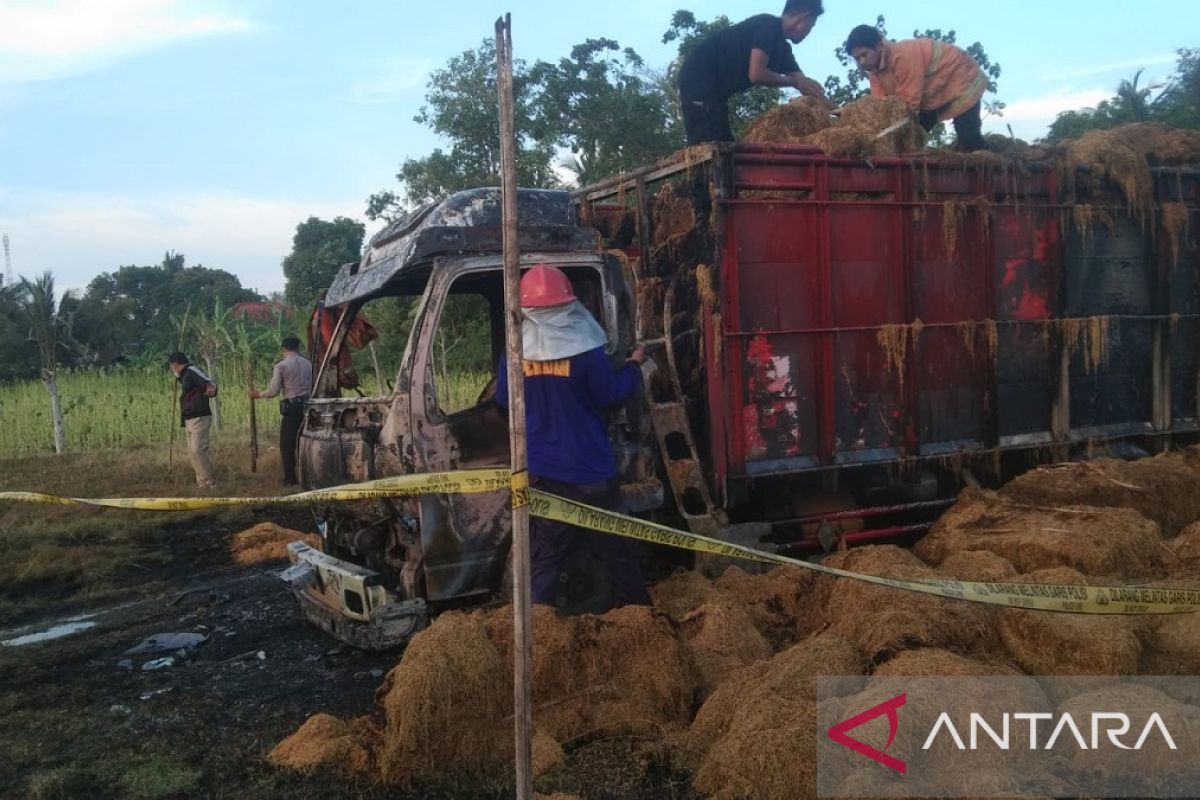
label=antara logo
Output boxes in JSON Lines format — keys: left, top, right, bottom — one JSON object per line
{"left": 827, "top": 693, "right": 907, "bottom": 774}
{"left": 827, "top": 694, "right": 1178, "bottom": 776}
{"left": 922, "top": 711, "right": 1177, "bottom": 751}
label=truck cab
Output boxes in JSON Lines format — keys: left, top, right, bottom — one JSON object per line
{"left": 288, "top": 187, "right": 661, "bottom": 647}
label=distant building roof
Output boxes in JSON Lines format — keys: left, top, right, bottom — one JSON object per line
{"left": 230, "top": 301, "right": 294, "bottom": 321}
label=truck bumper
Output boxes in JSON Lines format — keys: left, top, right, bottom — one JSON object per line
{"left": 282, "top": 541, "right": 427, "bottom": 650}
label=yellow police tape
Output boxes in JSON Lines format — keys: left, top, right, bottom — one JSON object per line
{"left": 2, "top": 468, "right": 1197, "bottom": 616}
{"left": 0, "top": 469, "right": 512, "bottom": 511}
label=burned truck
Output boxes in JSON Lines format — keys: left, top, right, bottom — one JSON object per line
{"left": 289, "top": 141, "right": 1200, "bottom": 648}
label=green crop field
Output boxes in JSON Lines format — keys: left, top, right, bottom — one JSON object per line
{"left": 0, "top": 367, "right": 493, "bottom": 457}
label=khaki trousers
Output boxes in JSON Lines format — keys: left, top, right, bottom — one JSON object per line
{"left": 184, "top": 416, "right": 217, "bottom": 487}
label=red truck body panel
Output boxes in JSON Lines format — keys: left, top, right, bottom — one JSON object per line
{"left": 671, "top": 145, "right": 1200, "bottom": 495}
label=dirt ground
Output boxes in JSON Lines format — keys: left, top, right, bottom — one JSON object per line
{"left": 0, "top": 510, "right": 396, "bottom": 800}
{"left": 0, "top": 508, "right": 698, "bottom": 800}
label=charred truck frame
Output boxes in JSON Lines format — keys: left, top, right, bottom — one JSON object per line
{"left": 288, "top": 142, "right": 1200, "bottom": 648}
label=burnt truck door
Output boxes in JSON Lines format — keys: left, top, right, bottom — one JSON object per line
{"left": 408, "top": 252, "right": 632, "bottom": 604}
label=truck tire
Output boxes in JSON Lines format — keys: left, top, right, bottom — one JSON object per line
{"left": 555, "top": 538, "right": 615, "bottom": 615}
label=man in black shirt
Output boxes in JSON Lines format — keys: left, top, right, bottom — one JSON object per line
{"left": 677, "top": 0, "right": 829, "bottom": 144}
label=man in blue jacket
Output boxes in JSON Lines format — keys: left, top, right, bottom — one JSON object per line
{"left": 496, "top": 264, "right": 651, "bottom": 610}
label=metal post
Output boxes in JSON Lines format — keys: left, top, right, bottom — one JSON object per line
{"left": 495, "top": 14, "right": 533, "bottom": 800}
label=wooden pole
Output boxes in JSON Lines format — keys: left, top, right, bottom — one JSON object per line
{"left": 368, "top": 340, "right": 385, "bottom": 395}
{"left": 496, "top": 13, "right": 533, "bottom": 800}
{"left": 246, "top": 358, "right": 259, "bottom": 473}
{"left": 168, "top": 301, "right": 193, "bottom": 472}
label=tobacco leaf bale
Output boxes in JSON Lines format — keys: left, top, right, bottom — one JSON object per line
{"left": 688, "top": 633, "right": 866, "bottom": 800}
{"left": 694, "top": 697, "right": 819, "bottom": 800}
{"left": 832, "top": 651, "right": 1047, "bottom": 780}
{"left": 916, "top": 487, "right": 1167, "bottom": 579}
{"left": 649, "top": 569, "right": 719, "bottom": 620}
{"left": 938, "top": 549, "right": 1019, "bottom": 583}
{"left": 836, "top": 768, "right": 1059, "bottom": 800}
{"left": 822, "top": 543, "right": 931, "bottom": 573}
{"left": 635, "top": 276, "right": 665, "bottom": 341}
{"left": 677, "top": 633, "right": 864, "bottom": 773}
{"left": 1001, "top": 452, "right": 1200, "bottom": 537}
{"left": 485, "top": 603, "right": 696, "bottom": 743}
{"left": 819, "top": 544, "right": 999, "bottom": 661}
{"left": 230, "top": 521, "right": 319, "bottom": 565}
{"left": 1166, "top": 522, "right": 1200, "bottom": 576}
{"left": 532, "top": 730, "right": 566, "bottom": 778}
{"left": 679, "top": 600, "right": 772, "bottom": 697}
{"left": 268, "top": 713, "right": 373, "bottom": 776}
{"left": 871, "top": 647, "right": 1024, "bottom": 678}
{"left": 1106, "top": 122, "right": 1200, "bottom": 166}
{"left": 378, "top": 612, "right": 511, "bottom": 786}
{"left": 1061, "top": 128, "right": 1155, "bottom": 220}
{"left": 1054, "top": 684, "right": 1200, "bottom": 783}
{"left": 740, "top": 96, "right": 832, "bottom": 143}
{"left": 1015, "top": 566, "right": 1091, "bottom": 585}
{"left": 670, "top": 661, "right": 769, "bottom": 771}
{"left": 997, "top": 568, "right": 1141, "bottom": 676}
{"left": 835, "top": 95, "right": 926, "bottom": 155}
{"left": 982, "top": 132, "right": 1053, "bottom": 161}
{"left": 1138, "top": 577, "right": 1200, "bottom": 676}
{"left": 712, "top": 564, "right": 818, "bottom": 648}
{"left": 801, "top": 126, "right": 867, "bottom": 158}
{"left": 1142, "top": 612, "right": 1200, "bottom": 675}
{"left": 650, "top": 183, "right": 696, "bottom": 252}
{"left": 1162, "top": 201, "right": 1193, "bottom": 266}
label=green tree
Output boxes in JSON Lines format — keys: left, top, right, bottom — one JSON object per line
{"left": 70, "top": 252, "right": 258, "bottom": 364}
{"left": 0, "top": 279, "right": 43, "bottom": 380}
{"left": 529, "top": 39, "right": 678, "bottom": 185}
{"left": 1045, "top": 49, "right": 1199, "bottom": 142}
{"left": 16, "top": 272, "right": 71, "bottom": 453}
{"left": 366, "top": 39, "right": 559, "bottom": 221}
{"left": 1155, "top": 48, "right": 1200, "bottom": 129}
{"left": 661, "top": 10, "right": 784, "bottom": 139}
{"left": 281, "top": 216, "right": 365, "bottom": 310}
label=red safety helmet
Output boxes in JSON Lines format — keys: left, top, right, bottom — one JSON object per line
{"left": 519, "top": 264, "right": 576, "bottom": 308}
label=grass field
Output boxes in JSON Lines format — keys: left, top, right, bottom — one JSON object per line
{"left": 0, "top": 367, "right": 492, "bottom": 457}
{"left": 0, "top": 364, "right": 492, "bottom": 623}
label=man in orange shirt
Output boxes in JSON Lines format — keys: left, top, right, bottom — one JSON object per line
{"left": 844, "top": 25, "right": 988, "bottom": 151}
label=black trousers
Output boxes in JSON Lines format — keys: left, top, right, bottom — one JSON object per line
{"left": 918, "top": 100, "right": 986, "bottom": 152}
{"left": 681, "top": 91, "right": 733, "bottom": 146}
{"left": 678, "top": 64, "right": 734, "bottom": 146}
{"left": 678, "top": 74, "right": 730, "bottom": 216}
{"left": 529, "top": 476, "right": 651, "bottom": 611}
{"left": 280, "top": 409, "right": 303, "bottom": 485}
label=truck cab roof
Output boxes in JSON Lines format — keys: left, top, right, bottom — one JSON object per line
{"left": 325, "top": 187, "right": 597, "bottom": 305}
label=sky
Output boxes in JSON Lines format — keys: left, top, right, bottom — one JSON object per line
{"left": 0, "top": 0, "right": 1194, "bottom": 297}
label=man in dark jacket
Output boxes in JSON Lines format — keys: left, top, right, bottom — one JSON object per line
{"left": 496, "top": 264, "right": 651, "bottom": 611}
{"left": 168, "top": 352, "right": 217, "bottom": 488}
{"left": 677, "top": 0, "right": 829, "bottom": 145}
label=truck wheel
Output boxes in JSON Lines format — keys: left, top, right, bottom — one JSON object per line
{"left": 555, "top": 538, "right": 615, "bottom": 615}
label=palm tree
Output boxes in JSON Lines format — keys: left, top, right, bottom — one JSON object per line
{"left": 17, "top": 272, "right": 69, "bottom": 454}
{"left": 1112, "top": 69, "right": 1155, "bottom": 122}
